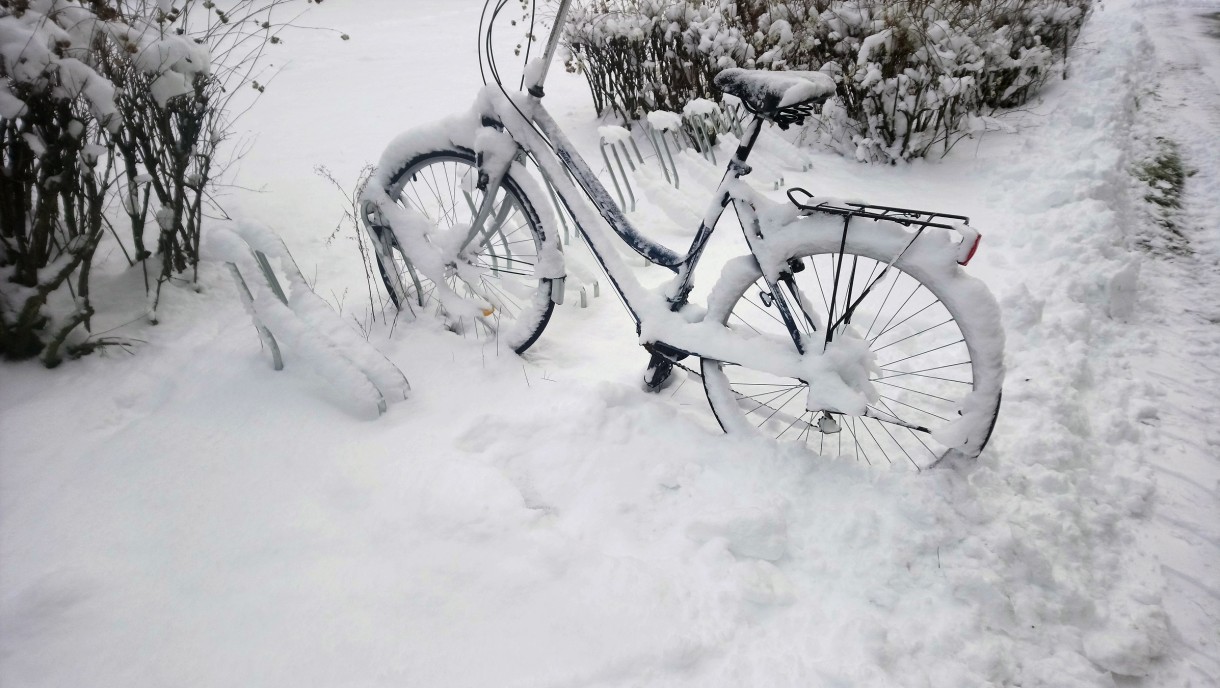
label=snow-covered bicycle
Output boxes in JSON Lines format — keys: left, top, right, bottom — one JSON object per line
{"left": 360, "top": 0, "right": 1004, "bottom": 469}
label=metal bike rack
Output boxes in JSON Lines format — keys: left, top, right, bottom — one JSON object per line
{"left": 644, "top": 112, "right": 683, "bottom": 189}
{"left": 598, "top": 126, "right": 637, "bottom": 212}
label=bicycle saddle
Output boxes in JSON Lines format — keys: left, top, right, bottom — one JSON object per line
{"left": 714, "top": 68, "right": 836, "bottom": 125}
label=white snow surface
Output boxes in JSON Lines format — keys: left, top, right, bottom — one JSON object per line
{"left": 645, "top": 109, "right": 683, "bottom": 132}
{"left": 3, "top": 1, "right": 1219, "bottom": 687}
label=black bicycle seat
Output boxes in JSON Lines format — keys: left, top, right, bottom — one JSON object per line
{"left": 714, "top": 68, "right": 836, "bottom": 115}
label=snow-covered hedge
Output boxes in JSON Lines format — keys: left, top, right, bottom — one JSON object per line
{"left": 565, "top": 0, "right": 754, "bottom": 118}
{"left": 565, "top": 0, "right": 1089, "bottom": 161}
{"left": 1, "top": 0, "right": 322, "bottom": 365}
{"left": 1, "top": 1, "right": 123, "bottom": 362}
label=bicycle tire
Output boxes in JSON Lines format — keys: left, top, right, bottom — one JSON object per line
{"left": 371, "top": 135, "right": 556, "bottom": 354}
{"left": 701, "top": 220, "right": 1003, "bottom": 469}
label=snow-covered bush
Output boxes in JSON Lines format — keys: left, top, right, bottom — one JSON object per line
{"left": 565, "top": 0, "right": 755, "bottom": 118}
{"left": 565, "top": 0, "right": 1090, "bottom": 161}
{"left": 1, "top": 0, "right": 328, "bottom": 365}
{"left": 86, "top": 0, "right": 323, "bottom": 317}
{"left": 1, "top": 0, "right": 122, "bottom": 363}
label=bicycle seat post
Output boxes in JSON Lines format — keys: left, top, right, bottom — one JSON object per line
{"left": 525, "top": 0, "right": 575, "bottom": 98}
{"left": 728, "top": 116, "right": 766, "bottom": 178}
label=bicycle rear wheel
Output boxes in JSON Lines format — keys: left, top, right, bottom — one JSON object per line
{"left": 701, "top": 223, "right": 1003, "bottom": 469}
{"left": 372, "top": 140, "right": 556, "bottom": 354}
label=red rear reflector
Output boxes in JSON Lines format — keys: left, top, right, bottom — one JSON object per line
{"left": 958, "top": 232, "right": 981, "bottom": 266}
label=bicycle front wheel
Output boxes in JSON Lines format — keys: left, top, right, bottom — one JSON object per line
{"left": 374, "top": 140, "right": 556, "bottom": 354}
{"left": 701, "top": 223, "right": 1003, "bottom": 470}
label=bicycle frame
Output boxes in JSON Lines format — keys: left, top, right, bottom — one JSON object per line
{"left": 413, "top": 0, "right": 827, "bottom": 377}
{"left": 466, "top": 84, "right": 829, "bottom": 379}
{"left": 423, "top": 0, "right": 985, "bottom": 413}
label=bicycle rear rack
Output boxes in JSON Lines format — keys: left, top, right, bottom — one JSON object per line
{"left": 787, "top": 187, "right": 981, "bottom": 265}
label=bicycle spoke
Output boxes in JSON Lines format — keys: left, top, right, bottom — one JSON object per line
{"left": 475, "top": 254, "right": 536, "bottom": 267}
{"left": 777, "top": 411, "right": 812, "bottom": 439}
{"left": 878, "top": 394, "right": 949, "bottom": 422}
{"left": 878, "top": 338, "right": 965, "bottom": 368}
{"left": 439, "top": 162, "right": 462, "bottom": 225}
{"left": 424, "top": 163, "right": 459, "bottom": 226}
{"left": 874, "top": 362, "right": 972, "bottom": 381}
{"left": 857, "top": 417, "right": 893, "bottom": 465}
{"left": 479, "top": 276, "right": 526, "bottom": 311}
{"left": 868, "top": 282, "right": 925, "bottom": 345}
{"left": 754, "top": 386, "right": 805, "bottom": 428}
{"left": 808, "top": 256, "right": 832, "bottom": 315}
{"left": 742, "top": 292, "right": 788, "bottom": 327}
{"left": 878, "top": 397, "right": 940, "bottom": 464}
{"left": 473, "top": 265, "right": 535, "bottom": 278}
{"left": 492, "top": 238, "right": 538, "bottom": 247}
{"left": 728, "top": 381, "right": 804, "bottom": 386}
{"left": 864, "top": 264, "right": 903, "bottom": 340}
{"left": 729, "top": 312, "right": 764, "bottom": 335}
{"left": 872, "top": 318, "right": 955, "bottom": 353}
{"left": 870, "top": 297, "right": 938, "bottom": 347}
{"left": 798, "top": 415, "right": 815, "bottom": 443}
{"left": 404, "top": 182, "right": 434, "bottom": 221}
{"left": 874, "top": 380, "right": 957, "bottom": 403}
{"left": 738, "top": 385, "right": 803, "bottom": 401}
{"left": 848, "top": 416, "right": 872, "bottom": 466}
{"left": 870, "top": 411, "right": 921, "bottom": 470}
{"left": 425, "top": 164, "right": 459, "bottom": 226}
{"left": 743, "top": 384, "right": 803, "bottom": 411}
{"left": 864, "top": 405, "right": 927, "bottom": 431}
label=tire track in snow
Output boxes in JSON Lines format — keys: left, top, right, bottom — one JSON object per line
{"left": 1123, "top": 1, "right": 1220, "bottom": 684}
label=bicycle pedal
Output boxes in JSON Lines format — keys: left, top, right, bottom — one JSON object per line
{"left": 817, "top": 414, "right": 841, "bottom": 434}
{"left": 643, "top": 356, "right": 675, "bottom": 392}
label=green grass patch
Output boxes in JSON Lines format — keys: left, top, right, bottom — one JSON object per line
{"left": 1134, "top": 136, "right": 1194, "bottom": 255}
{"left": 1137, "top": 137, "right": 1186, "bottom": 210}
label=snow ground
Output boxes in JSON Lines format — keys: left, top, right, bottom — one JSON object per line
{"left": 2, "top": 0, "right": 1218, "bottom": 686}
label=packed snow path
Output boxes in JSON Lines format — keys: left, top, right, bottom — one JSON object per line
{"left": 2, "top": 0, "right": 1219, "bottom": 686}
{"left": 1123, "top": 0, "right": 1220, "bottom": 682}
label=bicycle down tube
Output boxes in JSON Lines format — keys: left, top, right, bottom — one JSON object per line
{"left": 471, "top": 99, "right": 765, "bottom": 302}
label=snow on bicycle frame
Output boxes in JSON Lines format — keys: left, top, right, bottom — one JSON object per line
{"left": 359, "top": 0, "right": 1005, "bottom": 466}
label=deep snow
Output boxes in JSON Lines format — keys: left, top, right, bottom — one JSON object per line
{"left": 2, "top": 0, "right": 1218, "bottom": 686}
